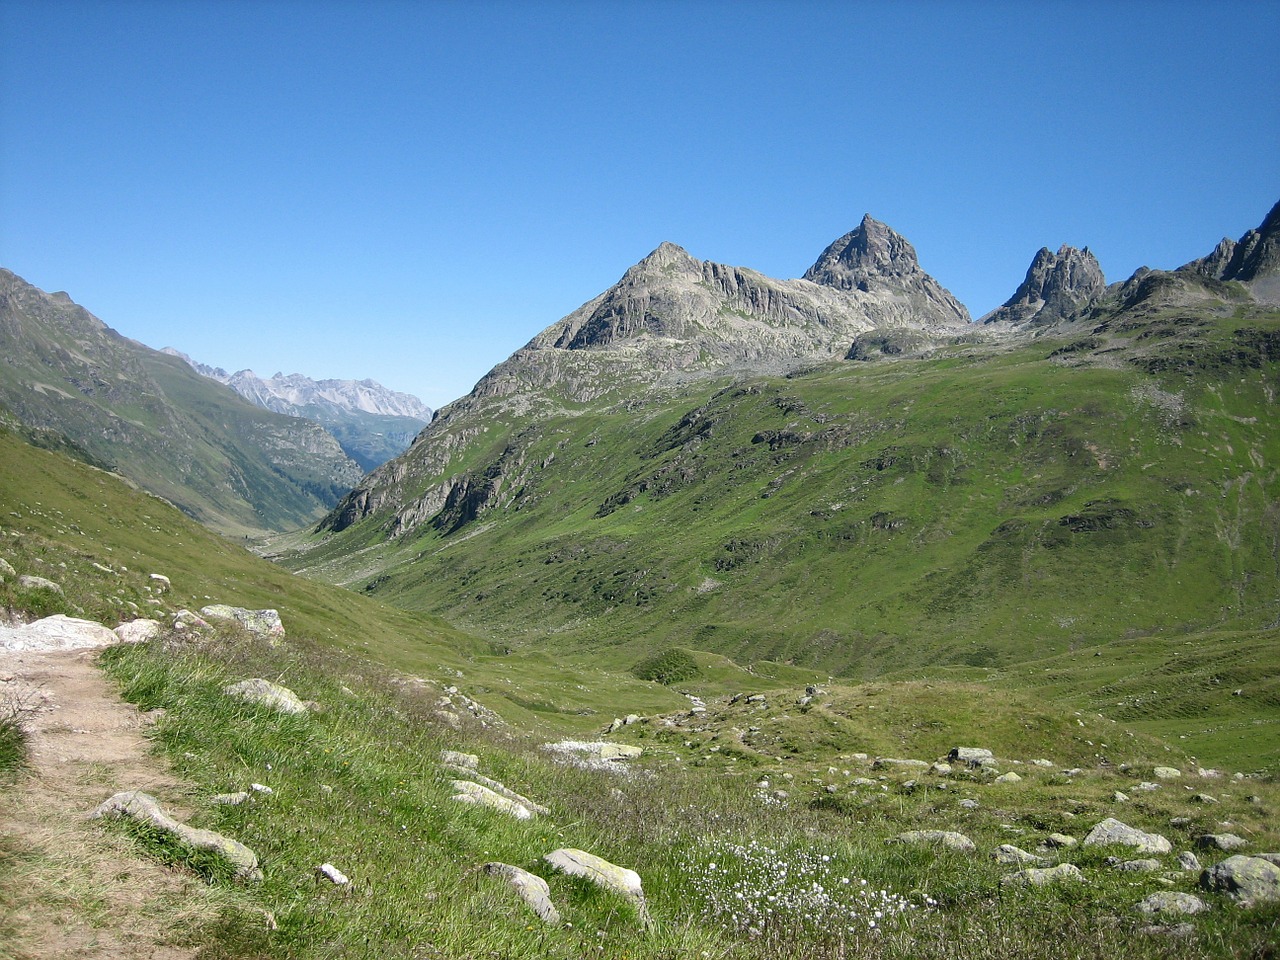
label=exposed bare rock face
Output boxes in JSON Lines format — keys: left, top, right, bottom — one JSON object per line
{"left": 803, "top": 214, "right": 970, "bottom": 327}
{"left": 319, "top": 219, "right": 970, "bottom": 537}
{"left": 1180, "top": 199, "right": 1280, "bottom": 303}
{"left": 980, "top": 245, "right": 1105, "bottom": 327}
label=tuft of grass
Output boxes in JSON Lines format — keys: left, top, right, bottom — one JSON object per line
{"left": 0, "top": 705, "right": 29, "bottom": 776}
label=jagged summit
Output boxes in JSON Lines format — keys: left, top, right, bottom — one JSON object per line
{"left": 981, "top": 244, "right": 1106, "bottom": 327}
{"left": 804, "top": 214, "right": 923, "bottom": 285}
{"left": 536, "top": 219, "right": 969, "bottom": 357}
{"left": 802, "top": 215, "right": 971, "bottom": 325}
{"left": 1181, "top": 199, "right": 1280, "bottom": 302}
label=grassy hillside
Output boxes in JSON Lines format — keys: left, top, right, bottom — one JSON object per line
{"left": 286, "top": 297, "right": 1280, "bottom": 685}
{"left": 3, "top": 419, "right": 1279, "bottom": 959}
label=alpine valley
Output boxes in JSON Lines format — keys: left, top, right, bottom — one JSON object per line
{"left": 279, "top": 204, "right": 1280, "bottom": 743}
{"left": 3, "top": 202, "right": 1280, "bottom": 960}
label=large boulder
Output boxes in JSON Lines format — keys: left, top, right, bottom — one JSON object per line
{"left": 0, "top": 557, "right": 15, "bottom": 580}
{"left": 544, "top": 848, "right": 650, "bottom": 925}
{"left": 91, "top": 790, "right": 261, "bottom": 882}
{"left": 1200, "top": 855, "right": 1280, "bottom": 904}
{"left": 200, "top": 605, "right": 285, "bottom": 638}
{"left": 223, "top": 678, "right": 309, "bottom": 715}
{"left": 1082, "top": 818, "right": 1171, "bottom": 855}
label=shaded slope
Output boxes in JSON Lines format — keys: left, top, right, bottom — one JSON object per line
{"left": 0, "top": 269, "right": 362, "bottom": 535}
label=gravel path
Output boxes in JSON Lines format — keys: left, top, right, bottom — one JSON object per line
{"left": 0, "top": 622, "right": 207, "bottom": 959}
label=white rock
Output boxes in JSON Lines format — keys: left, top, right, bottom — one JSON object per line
{"left": 544, "top": 848, "right": 649, "bottom": 925}
{"left": 17, "top": 574, "right": 61, "bottom": 594}
{"left": 451, "top": 780, "right": 534, "bottom": 820}
{"left": 114, "top": 618, "right": 162, "bottom": 644}
{"left": 0, "top": 614, "right": 118, "bottom": 652}
{"left": 482, "top": 862, "right": 560, "bottom": 924}
{"left": 201, "top": 605, "right": 285, "bottom": 637}
{"left": 317, "top": 863, "right": 349, "bottom": 885}
{"left": 223, "top": 678, "right": 309, "bottom": 715}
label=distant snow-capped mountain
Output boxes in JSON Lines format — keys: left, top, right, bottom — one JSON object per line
{"left": 163, "top": 350, "right": 432, "bottom": 472}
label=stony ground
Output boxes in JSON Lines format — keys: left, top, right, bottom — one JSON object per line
{"left": 0, "top": 628, "right": 216, "bottom": 960}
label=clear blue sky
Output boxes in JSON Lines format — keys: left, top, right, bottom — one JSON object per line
{"left": 2, "top": 0, "right": 1277, "bottom": 409}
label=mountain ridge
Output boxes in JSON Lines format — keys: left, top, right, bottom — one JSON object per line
{"left": 163, "top": 350, "right": 432, "bottom": 472}
{"left": 285, "top": 199, "right": 1280, "bottom": 687}
{"left": 0, "top": 269, "right": 363, "bottom": 535}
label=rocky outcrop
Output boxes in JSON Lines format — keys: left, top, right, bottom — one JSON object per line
{"left": 980, "top": 245, "right": 1105, "bottom": 327}
{"left": 91, "top": 790, "right": 262, "bottom": 882}
{"left": 200, "top": 605, "right": 285, "bottom": 638}
{"left": 1180, "top": 199, "right": 1280, "bottom": 303}
{"left": 543, "top": 740, "right": 643, "bottom": 771}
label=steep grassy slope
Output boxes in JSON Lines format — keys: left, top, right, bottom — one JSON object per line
{"left": 0, "top": 426, "right": 688, "bottom": 729}
{"left": 287, "top": 296, "right": 1280, "bottom": 688}
{"left": 0, "top": 268, "right": 362, "bottom": 535}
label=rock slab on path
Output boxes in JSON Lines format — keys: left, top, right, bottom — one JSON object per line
{"left": 91, "top": 789, "right": 262, "bottom": 882}
{"left": 0, "top": 614, "right": 120, "bottom": 652}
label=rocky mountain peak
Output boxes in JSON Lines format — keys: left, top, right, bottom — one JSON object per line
{"left": 1181, "top": 199, "right": 1280, "bottom": 303}
{"left": 803, "top": 215, "right": 923, "bottom": 288}
{"left": 980, "top": 244, "right": 1105, "bottom": 327}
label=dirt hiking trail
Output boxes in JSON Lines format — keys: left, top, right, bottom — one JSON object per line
{"left": 1, "top": 640, "right": 211, "bottom": 960}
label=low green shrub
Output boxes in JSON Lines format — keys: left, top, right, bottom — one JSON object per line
{"left": 631, "top": 647, "right": 700, "bottom": 685}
